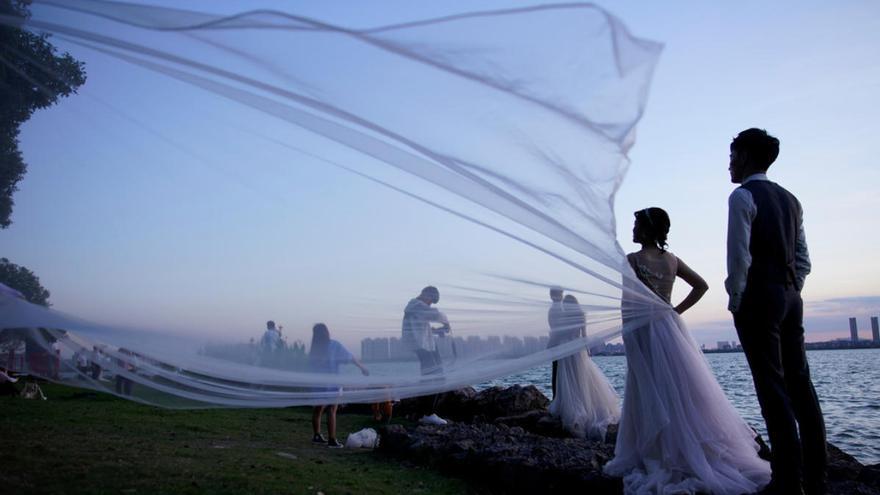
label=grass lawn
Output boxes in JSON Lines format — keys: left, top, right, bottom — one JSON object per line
{"left": 0, "top": 382, "right": 471, "bottom": 494}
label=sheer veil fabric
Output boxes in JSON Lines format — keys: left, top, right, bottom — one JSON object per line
{"left": 549, "top": 347, "right": 621, "bottom": 440}
{"left": 1, "top": 4, "right": 776, "bottom": 492}
{"left": 0, "top": 1, "right": 668, "bottom": 407}
{"left": 601, "top": 260, "right": 771, "bottom": 493}
{"left": 605, "top": 310, "right": 771, "bottom": 494}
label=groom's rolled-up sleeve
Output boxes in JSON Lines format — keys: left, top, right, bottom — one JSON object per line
{"left": 725, "top": 188, "right": 755, "bottom": 313}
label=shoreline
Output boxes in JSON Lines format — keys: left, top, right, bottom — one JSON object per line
{"left": 2, "top": 381, "right": 876, "bottom": 494}
{"left": 375, "top": 385, "right": 880, "bottom": 495}
{"left": 362, "top": 345, "right": 880, "bottom": 361}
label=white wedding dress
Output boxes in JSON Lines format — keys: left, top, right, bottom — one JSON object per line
{"left": 549, "top": 306, "right": 621, "bottom": 440}
{"left": 604, "top": 252, "right": 771, "bottom": 494}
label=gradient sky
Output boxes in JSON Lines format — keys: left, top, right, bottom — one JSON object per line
{"left": 2, "top": 0, "right": 879, "bottom": 350}
{"left": 607, "top": 0, "right": 880, "bottom": 343}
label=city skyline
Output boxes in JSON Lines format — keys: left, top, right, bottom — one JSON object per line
{"left": 358, "top": 313, "right": 880, "bottom": 360}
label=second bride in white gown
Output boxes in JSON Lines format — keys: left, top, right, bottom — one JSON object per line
{"left": 604, "top": 208, "right": 770, "bottom": 494}
{"left": 548, "top": 294, "right": 621, "bottom": 440}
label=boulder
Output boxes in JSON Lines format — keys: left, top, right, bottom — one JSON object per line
{"left": 826, "top": 444, "right": 880, "bottom": 495}
{"left": 859, "top": 464, "right": 880, "bottom": 491}
{"left": 378, "top": 385, "right": 880, "bottom": 495}
{"left": 378, "top": 421, "right": 620, "bottom": 493}
{"left": 494, "top": 410, "right": 569, "bottom": 438}
{"left": 392, "top": 387, "right": 478, "bottom": 421}
{"left": 434, "top": 386, "right": 479, "bottom": 420}
{"left": 470, "top": 384, "right": 549, "bottom": 422}
{"left": 395, "top": 385, "right": 549, "bottom": 422}
{"left": 829, "top": 443, "right": 867, "bottom": 481}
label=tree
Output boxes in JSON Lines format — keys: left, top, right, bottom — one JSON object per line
{"left": 0, "top": 257, "right": 50, "bottom": 306}
{"left": 1, "top": 0, "right": 86, "bottom": 228}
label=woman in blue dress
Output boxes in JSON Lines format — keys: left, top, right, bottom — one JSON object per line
{"left": 309, "top": 323, "right": 370, "bottom": 448}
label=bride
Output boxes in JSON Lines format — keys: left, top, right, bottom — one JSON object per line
{"left": 548, "top": 294, "right": 621, "bottom": 440}
{"left": 604, "top": 208, "right": 770, "bottom": 494}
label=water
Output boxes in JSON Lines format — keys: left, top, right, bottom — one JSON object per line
{"left": 483, "top": 349, "right": 880, "bottom": 466}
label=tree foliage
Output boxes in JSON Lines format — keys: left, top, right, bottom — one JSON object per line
{"left": 1, "top": 0, "right": 86, "bottom": 228}
{"left": 0, "top": 257, "right": 50, "bottom": 306}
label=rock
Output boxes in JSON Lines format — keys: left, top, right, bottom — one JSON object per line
{"left": 829, "top": 443, "right": 866, "bottom": 481}
{"left": 392, "top": 387, "right": 477, "bottom": 421}
{"left": 380, "top": 386, "right": 878, "bottom": 495}
{"left": 470, "top": 385, "right": 549, "bottom": 422}
{"left": 495, "top": 410, "right": 568, "bottom": 438}
{"left": 435, "top": 386, "right": 478, "bottom": 419}
{"left": 395, "top": 385, "right": 548, "bottom": 423}
{"left": 828, "top": 480, "right": 880, "bottom": 495}
{"left": 379, "top": 420, "right": 620, "bottom": 493}
{"left": 824, "top": 445, "right": 880, "bottom": 495}
{"left": 604, "top": 423, "right": 619, "bottom": 446}
{"left": 381, "top": 421, "right": 880, "bottom": 495}
{"left": 859, "top": 464, "right": 880, "bottom": 490}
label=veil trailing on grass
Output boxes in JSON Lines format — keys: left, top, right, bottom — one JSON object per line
{"left": 0, "top": 1, "right": 664, "bottom": 407}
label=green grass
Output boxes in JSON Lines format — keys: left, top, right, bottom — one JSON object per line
{"left": 0, "top": 382, "right": 471, "bottom": 494}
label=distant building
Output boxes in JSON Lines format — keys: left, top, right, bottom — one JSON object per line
{"left": 872, "top": 316, "right": 880, "bottom": 343}
{"left": 849, "top": 317, "right": 859, "bottom": 343}
{"left": 717, "top": 341, "right": 732, "bottom": 351}
{"left": 523, "top": 336, "right": 541, "bottom": 355}
{"left": 502, "top": 336, "right": 523, "bottom": 357}
{"left": 466, "top": 335, "right": 483, "bottom": 357}
{"left": 538, "top": 336, "right": 549, "bottom": 350}
{"left": 452, "top": 336, "right": 467, "bottom": 357}
{"left": 389, "top": 337, "right": 413, "bottom": 361}
{"left": 361, "top": 333, "right": 622, "bottom": 361}
{"left": 361, "top": 337, "right": 390, "bottom": 361}
{"left": 436, "top": 336, "right": 455, "bottom": 359}
{"left": 589, "top": 341, "right": 625, "bottom": 355}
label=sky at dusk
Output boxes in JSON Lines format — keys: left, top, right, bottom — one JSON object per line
{"left": 2, "top": 0, "right": 879, "bottom": 351}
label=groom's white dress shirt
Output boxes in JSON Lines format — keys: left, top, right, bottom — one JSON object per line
{"left": 725, "top": 173, "right": 811, "bottom": 312}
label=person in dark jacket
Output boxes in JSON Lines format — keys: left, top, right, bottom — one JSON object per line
{"left": 726, "top": 128, "right": 826, "bottom": 495}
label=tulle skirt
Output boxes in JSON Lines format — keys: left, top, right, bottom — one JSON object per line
{"left": 604, "top": 309, "right": 771, "bottom": 495}
{"left": 549, "top": 348, "right": 621, "bottom": 440}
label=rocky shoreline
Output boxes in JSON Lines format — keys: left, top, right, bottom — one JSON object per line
{"left": 372, "top": 385, "right": 880, "bottom": 495}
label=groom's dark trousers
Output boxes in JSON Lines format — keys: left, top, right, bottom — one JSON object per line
{"left": 732, "top": 181, "right": 826, "bottom": 494}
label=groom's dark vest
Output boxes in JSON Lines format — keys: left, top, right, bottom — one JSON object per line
{"left": 741, "top": 180, "right": 801, "bottom": 290}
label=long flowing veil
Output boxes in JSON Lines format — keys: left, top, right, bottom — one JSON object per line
{"left": 0, "top": 1, "right": 666, "bottom": 407}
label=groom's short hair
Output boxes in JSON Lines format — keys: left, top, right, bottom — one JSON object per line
{"left": 731, "top": 128, "right": 780, "bottom": 171}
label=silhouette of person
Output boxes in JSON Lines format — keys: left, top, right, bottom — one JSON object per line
{"left": 308, "top": 323, "right": 369, "bottom": 448}
{"left": 546, "top": 286, "right": 565, "bottom": 399}
{"left": 726, "top": 128, "right": 826, "bottom": 495}
{"left": 401, "top": 286, "right": 450, "bottom": 424}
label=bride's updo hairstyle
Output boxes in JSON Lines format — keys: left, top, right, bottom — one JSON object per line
{"left": 634, "top": 207, "right": 671, "bottom": 252}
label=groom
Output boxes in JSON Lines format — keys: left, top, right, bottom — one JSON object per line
{"left": 725, "top": 128, "right": 826, "bottom": 495}
{"left": 546, "top": 286, "right": 565, "bottom": 399}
